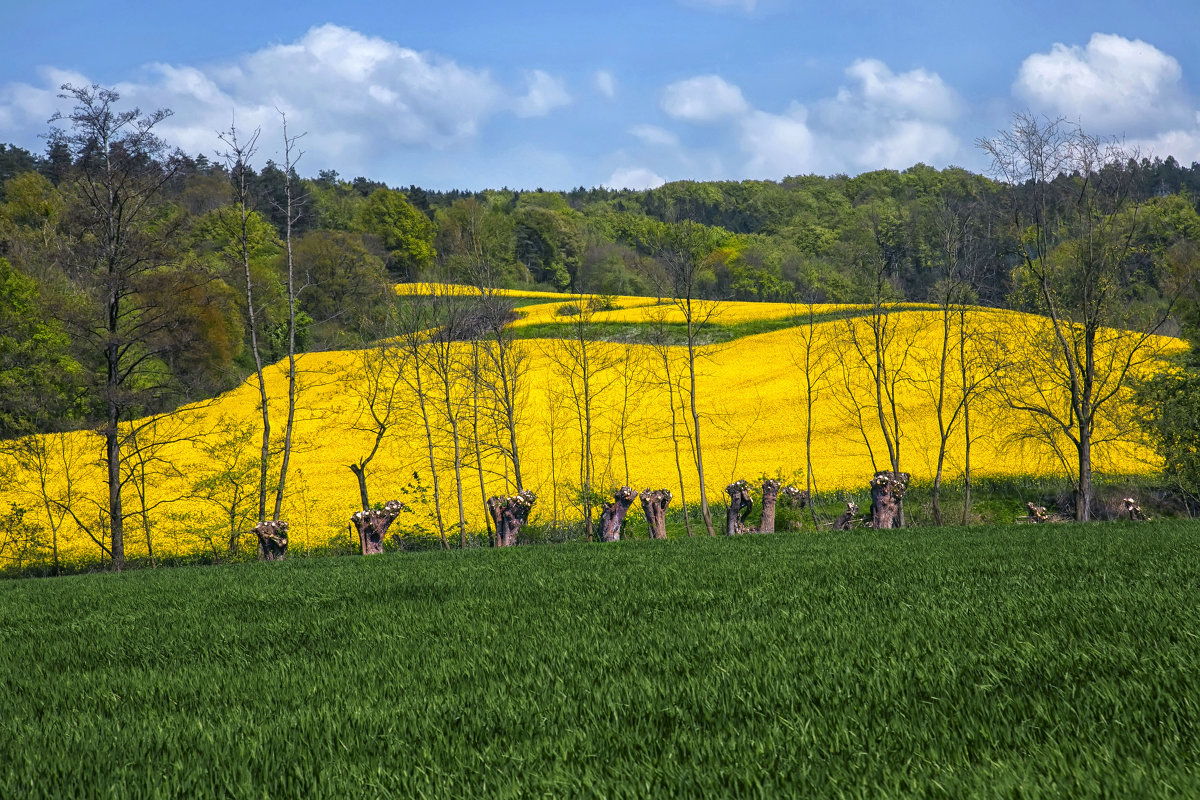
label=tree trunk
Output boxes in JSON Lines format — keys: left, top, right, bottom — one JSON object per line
{"left": 486, "top": 490, "right": 537, "bottom": 547}
{"left": 105, "top": 422, "right": 124, "bottom": 570}
{"left": 869, "top": 471, "right": 910, "bottom": 530}
{"left": 640, "top": 489, "right": 672, "bottom": 539}
{"left": 1077, "top": 425, "right": 1093, "bottom": 522}
{"left": 351, "top": 500, "right": 405, "bottom": 555}
{"left": 253, "top": 519, "right": 289, "bottom": 561}
{"left": 350, "top": 463, "right": 370, "bottom": 510}
{"left": 725, "top": 480, "right": 753, "bottom": 535}
{"left": 598, "top": 486, "right": 637, "bottom": 542}
{"left": 759, "top": 479, "right": 780, "bottom": 533}
{"left": 833, "top": 502, "right": 859, "bottom": 531}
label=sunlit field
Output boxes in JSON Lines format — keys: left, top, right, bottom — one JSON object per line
{"left": 3, "top": 526, "right": 1199, "bottom": 797}
{"left": 0, "top": 285, "right": 1185, "bottom": 567}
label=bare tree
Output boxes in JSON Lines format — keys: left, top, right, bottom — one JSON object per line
{"left": 343, "top": 336, "right": 408, "bottom": 510}
{"left": 542, "top": 296, "right": 620, "bottom": 541}
{"left": 48, "top": 84, "right": 181, "bottom": 569}
{"left": 659, "top": 244, "right": 721, "bottom": 537}
{"left": 978, "top": 114, "right": 1179, "bottom": 520}
{"left": 271, "top": 112, "right": 306, "bottom": 522}
{"left": 393, "top": 292, "right": 448, "bottom": 547}
{"left": 215, "top": 122, "right": 274, "bottom": 523}
{"left": 645, "top": 311, "right": 694, "bottom": 536}
{"left": 836, "top": 251, "right": 922, "bottom": 525}
{"left": 789, "top": 300, "right": 838, "bottom": 527}
{"left": 474, "top": 287, "right": 529, "bottom": 491}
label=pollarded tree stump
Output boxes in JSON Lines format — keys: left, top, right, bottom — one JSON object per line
{"left": 725, "top": 479, "right": 753, "bottom": 535}
{"left": 351, "top": 500, "right": 406, "bottom": 555}
{"left": 760, "top": 479, "right": 780, "bottom": 534}
{"left": 869, "top": 471, "right": 910, "bottom": 530}
{"left": 486, "top": 490, "right": 537, "bottom": 547}
{"left": 253, "top": 520, "right": 289, "bottom": 561}
{"left": 599, "top": 486, "right": 637, "bottom": 542}
{"left": 833, "top": 502, "right": 858, "bottom": 531}
{"left": 640, "top": 489, "right": 672, "bottom": 540}
{"left": 1123, "top": 498, "right": 1150, "bottom": 521}
{"left": 780, "top": 485, "right": 810, "bottom": 509}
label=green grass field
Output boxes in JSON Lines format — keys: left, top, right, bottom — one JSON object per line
{"left": 3, "top": 523, "right": 1199, "bottom": 798}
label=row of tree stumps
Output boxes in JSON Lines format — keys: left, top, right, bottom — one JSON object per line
{"left": 724, "top": 478, "right": 811, "bottom": 535}
{"left": 249, "top": 469, "right": 1157, "bottom": 560}
{"left": 486, "top": 487, "right": 675, "bottom": 546}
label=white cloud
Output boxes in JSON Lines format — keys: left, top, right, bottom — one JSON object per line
{"left": 739, "top": 107, "right": 818, "bottom": 177}
{"left": 629, "top": 124, "right": 680, "bottom": 147}
{"left": 605, "top": 167, "right": 666, "bottom": 190}
{"left": 661, "top": 74, "right": 750, "bottom": 122}
{"left": 0, "top": 24, "right": 570, "bottom": 176}
{"left": 1014, "top": 33, "right": 1192, "bottom": 135}
{"left": 514, "top": 69, "right": 571, "bottom": 117}
{"left": 593, "top": 70, "right": 617, "bottom": 100}
{"left": 663, "top": 59, "right": 963, "bottom": 178}
{"left": 1128, "top": 119, "right": 1200, "bottom": 166}
{"left": 843, "top": 59, "right": 960, "bottom": 122}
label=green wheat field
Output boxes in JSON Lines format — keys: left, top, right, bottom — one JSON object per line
{"left": 3, "top": 523, "right": 1199, "bottom": 798}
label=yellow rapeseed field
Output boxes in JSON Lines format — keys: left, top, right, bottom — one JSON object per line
{"left": 0, "top": 286, "right": 1184, "bottom": 566}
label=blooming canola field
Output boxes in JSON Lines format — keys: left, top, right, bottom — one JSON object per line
{"left": 0, "top": 286, "right": 1183, "bottom": 565}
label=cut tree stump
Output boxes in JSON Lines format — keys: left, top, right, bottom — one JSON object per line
{"left": 760, "top": 479, "right": 780, "bottom": 534}
{"left": 833, "top": 502, "right": 858, "bottom": 531}
{"left": 640, "top": 489, "right": 672, "bottom": 539}
{"left": 869, "top": 471, "right": 910, "bottom": 530}
{"left": 351, "top": 500, "right": 406, "bottom": 555}
{"left": 759, "top": 481, "right": 810, "bottom": 533}
{"left": 253, "top": 520, "right": 289, "bottom": 561}
{"left": 1123, "top": 498, "right": 1150, "bottom": 521}
{"left": 486, "top": 490, "right": 537, "bottom": 547}
{"left": 598, "top": 487, "right": 637, "bottom": 542}
{"left": 725, "top": 480, "right": 753, "bottom": 535}
{"left": 1026, "top": 502, "right": 1050, "bottom": 524}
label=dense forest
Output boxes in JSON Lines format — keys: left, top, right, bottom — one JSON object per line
{"left": 2, "top": 91, "right": 1200, "bottom": 559}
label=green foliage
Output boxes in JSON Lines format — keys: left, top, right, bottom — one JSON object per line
{"left": 0, "top": 257, "right": 80, "bottom": 436}
{"left": 1136, "top": 366, "right": 1200, "bottom": 507}
{"left": 3, "top": 527, "right": 1200, "bottom": 796}
{"left": 292, "top": 230, "right": 388, "bottom": 342}
{"left": 358, "top": 188, "right": 436, "bottom": 276}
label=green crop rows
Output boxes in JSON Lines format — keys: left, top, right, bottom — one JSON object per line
{"left": 3, "top": 523, "right": 1199, "bottom": 798}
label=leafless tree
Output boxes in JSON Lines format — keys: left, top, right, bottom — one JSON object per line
{"left": 271, "top": 111, "right": 306, "bottom": 522}
{"left": 789, "top": 300, "right": 838, "bottom": 527}
{"left": 48, "top": 84, "right": 181, "bottom": 569}
{"left": 215, "top": 121, "right": 274, "bottom": 523}
{"left": 978, "top": 114, "right": 1179, "bottom": 520}
{"left": 658, "top": 240, "right": 723, "bottom": 537}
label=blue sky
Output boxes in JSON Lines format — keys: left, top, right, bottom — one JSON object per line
{"left": 2, "top": 0, "right": 1199, "bottom": 190}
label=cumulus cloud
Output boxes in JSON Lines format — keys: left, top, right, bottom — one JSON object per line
{"left": 593, "top": 70, "right": 617, "bottom": 100}
{"left": 661, "top": 74, "right": 750, "bottom": 122}
{"left": 0, "top": 24, "right": 570, "bottom": 175}
{"left": 605, "top": 167, "right": 667, "bottom": 190}
{"left": 659, "top": 60, "right": 963, "bottom": 178}
{"left": 1014, "top": 33, "right": 1191, "bottom": 135}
